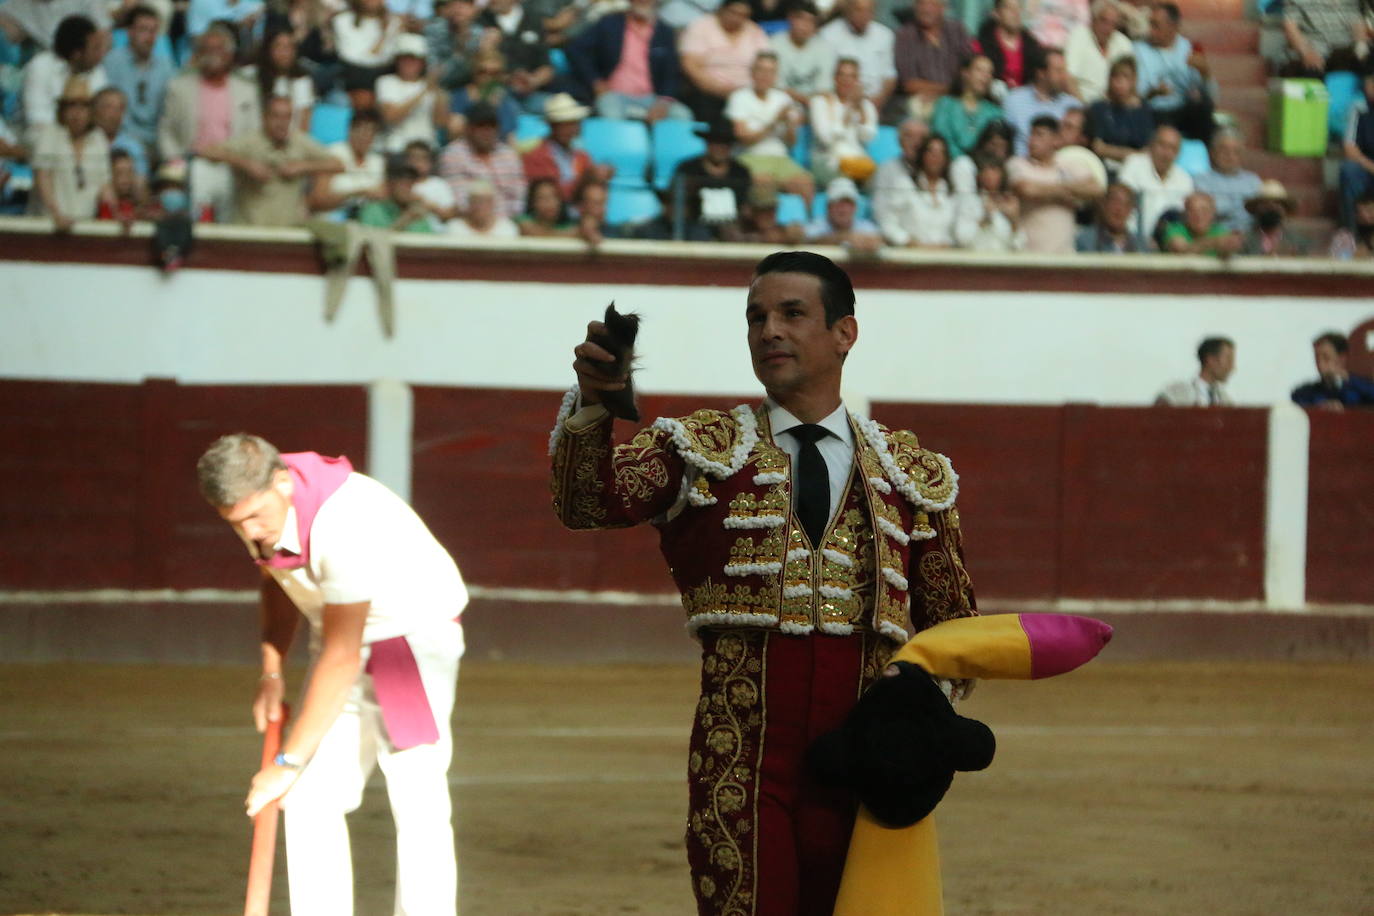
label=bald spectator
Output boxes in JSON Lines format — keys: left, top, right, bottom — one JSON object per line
{"left": 678, "top": 0, "right": 771, "bottom": 122}
{"left": 893, "top": 0, "right": 975, "bottom": 122}
{"left": 438, "top": 101, "right": 527, "bottom": 217}
{"left": 977, "top": 0, "right": 1044, "bottom": 91}
{"left": 102, "top": 6, "right": 173, "bottom": 155}
{"left": 1064, "top": 0, "right": 1133, "bottom": 103}
{"left": 1291, "top": 331, "right": 1374, "bottom": 410}
{"left": 1118, "top": 124, "right": 1191, "bottom": 239}
{"left": 1007, "top": 114, "right": 1101, "bottom": 253}
{"left": 449, "top": 179, "right": 521, "bottom": 237}
{"left": 818, "top": 0, "right": 897, "bottom": 112}
{"left": 1191, "top": 127, "right": 1260, "bottom": 232}
{"left": 199, "top": 96, "right": 341, "bottom": 225}
{"left": 21, "top": 14, "right": 108, "bottom": 137}
{"left": 1003, "top": 49, "right": 1079, "bottom": 156}
{"left": 769, "top": 1, "right": 835, "bottom": 104}
{"left": 1160, "top": 190, "right": 1241, "bottom": 256}
{"left": 1133, "top": 1, "right": 1217, "bottom": 143}
{"left": 1076, "top": 180, "right": 1148, "bottom": 251}
{"left": 1278, "top": 0, "right": 1369, "bottom": 75}
{"left": 0, "top": 0, "right": 110, "bottom": 48}
{"left": 1156, "top": 337, "right": 1236, "bottom": 407}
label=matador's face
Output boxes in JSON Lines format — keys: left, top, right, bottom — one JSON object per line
{"left": 746, "top": 272, "right": 856, "bottom": 401}
{"left": 218, "top": 470, "right": 294, "bottom": 554}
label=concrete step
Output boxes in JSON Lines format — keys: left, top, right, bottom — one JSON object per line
{"left": 1209, "top": 53, "right": 1268, "bottom": 89}
{"left": 1220, "top": 85, "right": 1270, "bottom": 119}
{"left": 1287, "top": 184, "right": 1334, "bottom": 218}
{"left": 1241, "top": 147, "right": 1326, "bottom": 184}
{"left": 1291, "top": 215, "right": 1337, "bottom": 249}
{"left": 1175, "top": 0, "right": 1245, "bottom": 21}
{"left": 1229, "top": 111, "right": 1267, "bottom": 147}
{"left": 1184, "top": 20, "right": 1259, "bottom": 54}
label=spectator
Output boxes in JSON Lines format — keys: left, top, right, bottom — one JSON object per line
{"left": 438, "top": 100, "right": 527, "bottom": 217}
{"left": 357, "top": 161, "right": 436, "bottom": 233}
{"left": 929, "top": 52, "right": 1002, "bottom": 159}
{"left": 948, "top": 115, "right": 1010, "bottom": 190}
{"left": 572, "top": 177, "right": 612, "bottom": 240}
{"left": 1134, "top": 1, "right": 1217, "bottom": 143}
{"left": 97, "top": 148, "right": 152, "bottom": 222}
{"left": 377, "top": 34, "right": 448, "bottom": 153}
{"left": 872, "top": 114, "right": 925, "bottom": 195}
{"left": 1003, "top": 48, "right": 1078, "bottom": 156}
{"left": 449, "top": 177, "right": 521, "bottom": 236}
{"left": 1291, "top": 331, "right": 1374, "bottom": 410}
{"left": 333, "top": 0, "right": 404, "bottom": 109}
{"left": 1064, "top": 0, "right": 1132, "bottom": 103}
{"left": 158, "top": 24, "right": 260, "bottom": 221}
{"left": 30, "top": 77, "right": 109, "bottom": 230}
{"left": 977, "top": 0, "right": 1044, "bottom": 91}
{"left": 517, "top": 174, "right": 580, "bottom": 234}
{"left": 954, "top": 154, "right": 1023, "bottom": 249}
{"left": 1329, "top": 191, "right": 1374, "bottom": 258}
{"left": 424, "top": 0, "right": 487, "bottom": 91}
{"left": 1118, "top": 124, "right": 1190, "bottom": 240}
{"left": 809, "top": 56, "right": 878, "bottom": 184}
{"left": 1156, "top": 336, "right": 1236, "bottom": 407}
{"left": 769, "top": 1, "right": 834, "bottom": 104}
{"left": 1339, "top": 70, "right": 1374, "bottom": 230}
{"left": 449, "top": 50, "right": 524, "bottom": 141}
{"left": 1076, "top": 180, "right": 1148, "bottom": 250}
{"left": 726, "top": 50, "right": 815, "bottom": 204}
{"left": 569, "top": 0, "right": 693, "bottom": 121}
{"left": 262, "top": 0, "right": 337, "bottom": 90}
{"left": 739, "top": 183, "right": 804, "bottom": 242}
{"left": 893, "top": 0, "right": 976, "bottom": 122}
{"left": 1058, "top": 103, "right": 1087, "bottom": 146}
{"left": 1278, "top": 0, "right": 1369, "bottom": 75}
{"left": 1086, "top": 55, "right": 1153, "bottom": 171}
{"left": 678, "top": 0, "right": 770, "bottom": 122}
{"left": 21, "top": 14, "right": 108, "bottom": 138}
{"left": 1025, "top": 0, "right": 1088, "bottom": 51}
{"left": 1160, "top": 190, "right": 1241, "bottom": 256}
{"left": 187, "top": 0, "right": 265, "bottom": 40}
{"left": 199, "top": 95, "right": 341, "bottom": 225}
{"left": 659, "top": 0, "right": 721, "bottom": 30}
{"left": 0, "top": 116, "right": 24, "bottom": 199}
{"left": 522, "top": 92, "right": 615, "bottom": 200}
{"left": 403, "top": 139, "right": 460, "bottom": 218}
{"left": 479, "top": 0, "right": 556, "bottom": 114}
{"left": 1007, "top": 113, "right": 1101, "bottom": 252}
{"left": 874, "top": 132, "right": 958, "bottom": 246}
{"left": 243, "top": 28, "right": 316, "bottom": 133}
{"left": 0, "top": 0, "right": 110, "bottom": 48}
{"left": 667, "top": 119, "right": 752, "bottom": 240}
{"left": 91, "top": 87, "right": 148, "bottom": 177}
{"left": 1240, "top": 179, "right": 1309, "bottom": 255}
{"left": 818, "top": 0, "right": 896, "bottom": 112}
{"left": 309, "top": 106, "right": 386, "bottom": 214}
{"left": 102, "top": 5, "right": 174, "bottom": 154}
{"left": 804, "top": 175, "right": 882, "bottom": 248}
{"left": 534, "top": 0, "right": 584, "bottom": 50}
{"left": 1191, "top": 127, "right": 1260, "bottom": 232}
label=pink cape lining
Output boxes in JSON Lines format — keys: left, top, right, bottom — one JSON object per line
{"left": 257, "top": 452, "right": 354, "bottom": 570}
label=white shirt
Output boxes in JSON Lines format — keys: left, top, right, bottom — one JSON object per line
{"left": 414, "top": 174, "right": 456, "bottom": 211}
{"left": 769, "top": 31, "right": 836, "bottom": 97}
{"left": 1118, "top": 150, "right": 1193, "bottom": 238}
{"left": 767, "top": 400, "right": 856, "bottom": 525}
{"left": 873, "top": 167, "right": 959, "bottom": 247}
{"left": 1064, "top": 24, "right": 1132, "bottom": 104}
{"left": 376, "top": 74, "right": 437, "bottom": 153}
{"left": 332, "top": 11, "right": 403, "bottom": 67}
{"left": 327, "top": 140, "right": 386, "bottom": 196}
{"left": 448, "top": 214, "right": 520, "bottom": 237}
{"left": 809, "top": 92, "right": 878, "bottom": 165}
{"left": 817, "top": 18, "right": 896, "bottom": 98}
{"left": 259, "top": 473, "right": 469, "bottom": 645}
{"left": 1157, "top": 376, "right": 1232, "bottom": 407}
{"left": 21, "top": 52, "right": 108, "bottom": 132}
{"left": 724, "top": 86, "right": 796, "bottom": 158}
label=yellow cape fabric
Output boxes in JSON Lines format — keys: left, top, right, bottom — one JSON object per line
{"left": 888, "top": 614, "right": 1035, "bottom": 680}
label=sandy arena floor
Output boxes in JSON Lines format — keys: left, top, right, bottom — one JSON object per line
{"left": 1, "top": 659, "right": 1371, "bottom": 915}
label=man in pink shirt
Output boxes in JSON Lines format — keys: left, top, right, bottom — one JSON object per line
{"left": 677, "top": 0, "right": 769, "bottom": 122}
{"left": 568, "top": 0, "right": 694, "bottom": 121}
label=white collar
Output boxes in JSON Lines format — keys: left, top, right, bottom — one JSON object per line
{"left": 274, "top": 504, "right": 302, "bottom": 556}
{"left": 767, "top": 399, "right": 854, "bottom": 448}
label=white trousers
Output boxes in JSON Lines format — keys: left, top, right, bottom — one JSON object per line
{"left": 189, "top": 158, "right": 235, "bottom": 222}
{"left": 281, "top": 619, "right": 464, "bottom": 916}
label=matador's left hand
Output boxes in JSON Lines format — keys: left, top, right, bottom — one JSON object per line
{"left": 246, "top": 764, "right": 299, "bottom": 817}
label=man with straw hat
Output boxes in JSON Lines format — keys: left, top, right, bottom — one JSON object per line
{"left": 521, "top": 91, "right": 615, "bottom": 200}
{"left": 1240, "top": 179, "right": 1309, "bottom": 256}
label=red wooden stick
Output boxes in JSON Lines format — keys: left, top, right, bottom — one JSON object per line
{"left": 245, "top": 703, "right": 290, "bottom": 916}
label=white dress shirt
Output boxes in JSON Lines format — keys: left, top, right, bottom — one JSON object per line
{"left": 767, "top": 400, "right": 855, "bottom": 525}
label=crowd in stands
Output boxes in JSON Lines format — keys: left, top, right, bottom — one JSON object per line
{"left": 0, "top": 0, "right": 1371, "bottom": 257}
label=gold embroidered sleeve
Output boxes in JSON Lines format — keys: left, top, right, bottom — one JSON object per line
{"left": 909, "top": 506, "right": 977, "bottom": 630}
{"left": 550, "top": 406, "right": 684, "bottom": 530}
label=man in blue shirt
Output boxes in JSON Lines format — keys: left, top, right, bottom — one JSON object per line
{"left": 1133, "top": 2, "right": 1218, "bottom": 143}
{"left": 1002, "top": 48, "right": 1080, "bottom": 156}
{"left": 102, "top": 5, "right": 174, "bottom": 153}
{"left": 1192, "top": 127, "right": 1260, "bottom": 231}
{"left": 1291, "top": 331, "right": 1374, "bottom": 410}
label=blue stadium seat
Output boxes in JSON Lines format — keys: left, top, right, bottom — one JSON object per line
{"left": 867, "top": 125, "right": 901, "bottom": 164}
{"left": 1325, "top": 71, "right": 1360, "bottom": 138}
{"left": 789, "top": 123, "right": 811, "bottom": 167}
{"left": 1176, "top": 139, "right": 1210, "bottom": 176}
{"left": 310, "top": 102, "right": 352, "bottom": 146}
{"left": 607, "top": 184, "right": 662, "bottom": 227}
{"left": 549, "top": 48, "right": 570, "bottom": 76}
{"left": 776, "top": 193, "right": 809, "bottom": 225}
{"left": 651, "top": 119, "right": 706, "bottom": 190}
{"left": 582, "top": 118, "right": 651, "bottom": 185}
{"left": 759, "top": 19, "right": 789, "bottom": 34}
{"left": 516, "top": 112, "right": 550, "bottom": 144}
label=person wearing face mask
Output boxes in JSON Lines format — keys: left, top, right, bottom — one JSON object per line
{"left": 148, "top": 158, "right": 195, "bottom": 271}
{"left": 1239, "top": 180, "right": 1308, "bottom": 256}
{"left": 1291, "top": 331, "right": 1374, "bottom": 411}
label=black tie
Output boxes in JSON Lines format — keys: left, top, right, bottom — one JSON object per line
{"left": 791, "top": 424, "right": 831, "bottom": 547}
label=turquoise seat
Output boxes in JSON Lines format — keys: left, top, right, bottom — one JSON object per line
{"left": 867, "top": 125, "right": 901, "bottom": 164}
{"left": 582, "top": 117, "right": 651, "bottom": 185}
{"left": 607, "top": 184, "right": 662, "bottom": 227}
{"left": 310, "top": 102, "right": 352, "bottom": 145}
{"left": 776, "top": 192, "right": 808, "bottom": 225}
{"left": 1325, "top": 71, "right": 1361, "bottom": 138}
{"left": 1176, "top": 139, "right": 1210, "bottom": 176}
{"left": 790, "top": 123, "right": 811, "bottom": 167}
{"left": 516, "top": 112, "right": 550, "bottom": 144}
{"left": 651, "top": 119, "right": 706, "bottom": 190}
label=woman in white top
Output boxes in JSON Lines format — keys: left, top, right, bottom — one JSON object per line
{"left": 376, "top": 33, "right": 448, "bottom": 153}
{"left": 808, "top": 57, "right": 878, "bottom": 186}
{"left": 873, "top": 133, "right": 959, "bottom": 247}
{"left": 332, "top": 0, "right": 403, "bottom": 108}
{"left": 1064, "top": 0, "right": 1133, "bottom": 104}
{"left": 31, "top": 86, "right": 111, "bottom": 230}
{"left": 954, "top": 156, "right": 1024, "bottom": 251}
{"left": 242, "top": 29, "right": 316, "bottom": 132}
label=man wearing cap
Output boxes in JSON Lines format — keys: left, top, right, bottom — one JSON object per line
{"left": 667, "top": 118, "right": 753, "bottom": 239}
{"left": 804, "top": 176, "right": 882, "bottom": 249}
{"left": 438, "top": 100, "right": 527, "bottom": 217}
{"left": 567, "top": 0, "right": 694, "bottom": 122}
{"left": 522, "top": 92, "right": 615, "bottom": 201}
{"left": 1240, "top": 179, "right": 1308, "bottom": 256}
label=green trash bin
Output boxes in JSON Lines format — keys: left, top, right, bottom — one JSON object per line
{"left": 1267, "top": 78, "right": 1330, "bottom": 157}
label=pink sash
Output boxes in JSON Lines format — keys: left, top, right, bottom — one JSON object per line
{"left": 366, "top": 636, "right": 441, "bottom": 750}
{"left": 257, "top": 452, "right": 353, "bottom": 570}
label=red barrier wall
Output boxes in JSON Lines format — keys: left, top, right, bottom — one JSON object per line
{"left": 1306, "top": 411, "right": 1374, "bottom": 604}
